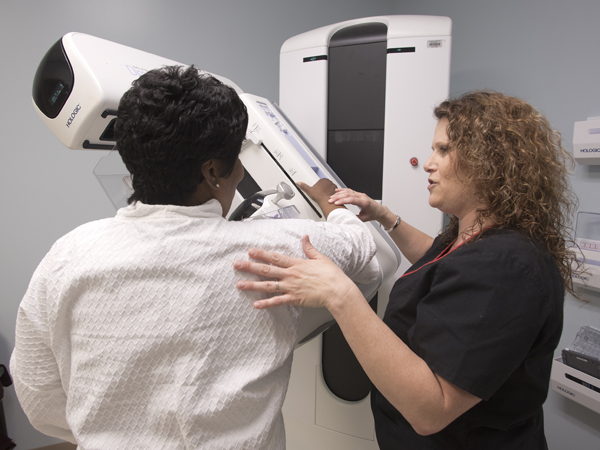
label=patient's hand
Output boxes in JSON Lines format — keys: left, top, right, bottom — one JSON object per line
{"left": 297, "top": 179, "right": 345, "bottom": 218}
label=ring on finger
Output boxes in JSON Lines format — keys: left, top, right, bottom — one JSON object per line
{"left": 275, "top": 280, "right": 279, "bottom": 293}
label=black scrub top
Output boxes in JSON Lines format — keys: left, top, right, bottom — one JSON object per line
{"left": 371, "top": 228, "right": 564, "bottom": 450}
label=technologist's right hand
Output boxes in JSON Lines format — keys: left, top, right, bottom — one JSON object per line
{"left": 234, "top": 235, "right": 358, "bottom": 311}
{"left": 329, "top": 188, "right": 389, "bottom": 223}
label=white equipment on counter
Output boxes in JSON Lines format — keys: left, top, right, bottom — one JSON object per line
{"left": 573, "top": 117, "right": 600, "bottom": 165}
{"left": 571, "top": 212, "right": 600, "bottom": 293}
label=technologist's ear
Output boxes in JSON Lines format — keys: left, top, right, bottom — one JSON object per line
{"left": 201, "top": 160, "right": 221, "bottom": 191}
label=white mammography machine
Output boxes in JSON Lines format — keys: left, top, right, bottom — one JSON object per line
{"left": 32, "top": 31, "right": 402, "bottom": 447}
{"left": 279, "top": 16, "right": 451, "bottom": 449}
{"left": 33, "top": 17, "right": 450, "bottom": 447}
{"left": 32, "top": 31, "right": 401, "bottom": 344}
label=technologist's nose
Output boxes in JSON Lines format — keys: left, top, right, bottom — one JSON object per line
{"left": 423, "top": 153, "right": 435, "bottom": 173}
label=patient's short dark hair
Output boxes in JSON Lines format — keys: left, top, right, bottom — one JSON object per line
{"left": 115, "top": 65, "right": 248, "bottom": 205}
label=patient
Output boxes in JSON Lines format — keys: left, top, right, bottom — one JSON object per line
{"left": 10, "top": 65, "right": 378, "bottom": 450}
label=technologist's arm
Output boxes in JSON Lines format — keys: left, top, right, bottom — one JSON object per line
{"left": 10, "top": 267, "right": 76, "bottom": 443}
{"left": 329, "top": 188, "right": 434, "bottom": 264}
{"left": 234, "top": 238, "right": 481, "bottom": 436}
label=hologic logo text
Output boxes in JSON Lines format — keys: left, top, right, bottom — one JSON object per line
{"left": 66, "top": 104, "right": 82, "bottom": 128}
{"left": 573, "top": 273, "right": 590, "bottom": 282}
{"left": 556, "top": 386, "right": 576, "bottom": 397}
{"left": 580, "top": 148, "right": 600, "bottom": 153}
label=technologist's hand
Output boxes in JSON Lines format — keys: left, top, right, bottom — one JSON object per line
{"left": 329, "top": 188, "right": 389, "bottom": 223}
{"left": 234, "top": 235, "right": 358, "bottom": 311}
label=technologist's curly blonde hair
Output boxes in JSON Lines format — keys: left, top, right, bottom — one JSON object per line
{"left": 434, "top": 91, "right": 580, "bottom": 295}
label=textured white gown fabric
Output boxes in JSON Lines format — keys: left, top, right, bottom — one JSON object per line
{"left": 11, "top": 199, "right": 378, "bottom": 449}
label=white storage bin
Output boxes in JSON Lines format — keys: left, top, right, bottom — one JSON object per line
{"left": 550, "top": 357, "right": 600, "bottom": 414}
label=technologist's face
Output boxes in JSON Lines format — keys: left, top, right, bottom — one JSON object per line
{"left": 424, "top": 118, "right": 482, "bottom": 220}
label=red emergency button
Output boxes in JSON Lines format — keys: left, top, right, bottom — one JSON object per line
{"left": 410, "top": 157, "right": 418, "bottom": 166}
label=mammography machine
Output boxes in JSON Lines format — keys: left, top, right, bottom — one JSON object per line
{"left": 32, "top": 17, "right": 449, "bottom": 446}
{"left": 31, "top": 31, "right": 402, "bottom": 447}
{"left": 278, "top": 16, "right": 451, "bottom": 449}
{"left": 32, "top": 31, "right": 401, "bottom": 344}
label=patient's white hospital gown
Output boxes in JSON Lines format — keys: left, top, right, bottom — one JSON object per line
{"left": 10, "top": 199, "right": 378, "bottom": 450}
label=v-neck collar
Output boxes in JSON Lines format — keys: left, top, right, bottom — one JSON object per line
{"left": 401, "top": 225, "right": 496, "bottom": 278}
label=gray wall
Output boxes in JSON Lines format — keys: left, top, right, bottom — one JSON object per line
{"left": 2, "top": 0, "right": 600, "bottom": 449}
{"left": 392, "top": 1, "right": 600, "bottom": 449}
{"left": 0, "top": 1, "right": 394, "bottom": 448}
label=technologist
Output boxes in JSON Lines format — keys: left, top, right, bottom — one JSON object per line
{"left": 235, "top": 91, "right": 581, "bottom": 449}
{"left": 10, "top": 65, "right": 379, "bottom": 449}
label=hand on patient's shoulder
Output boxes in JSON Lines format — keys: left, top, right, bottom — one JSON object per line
{"left": 234, "top": 235, "right": 357, "bottom": 311}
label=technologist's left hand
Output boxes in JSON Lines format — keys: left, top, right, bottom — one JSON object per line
{"left": 234, "top": 235, "right": 357, "bottom": 311}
